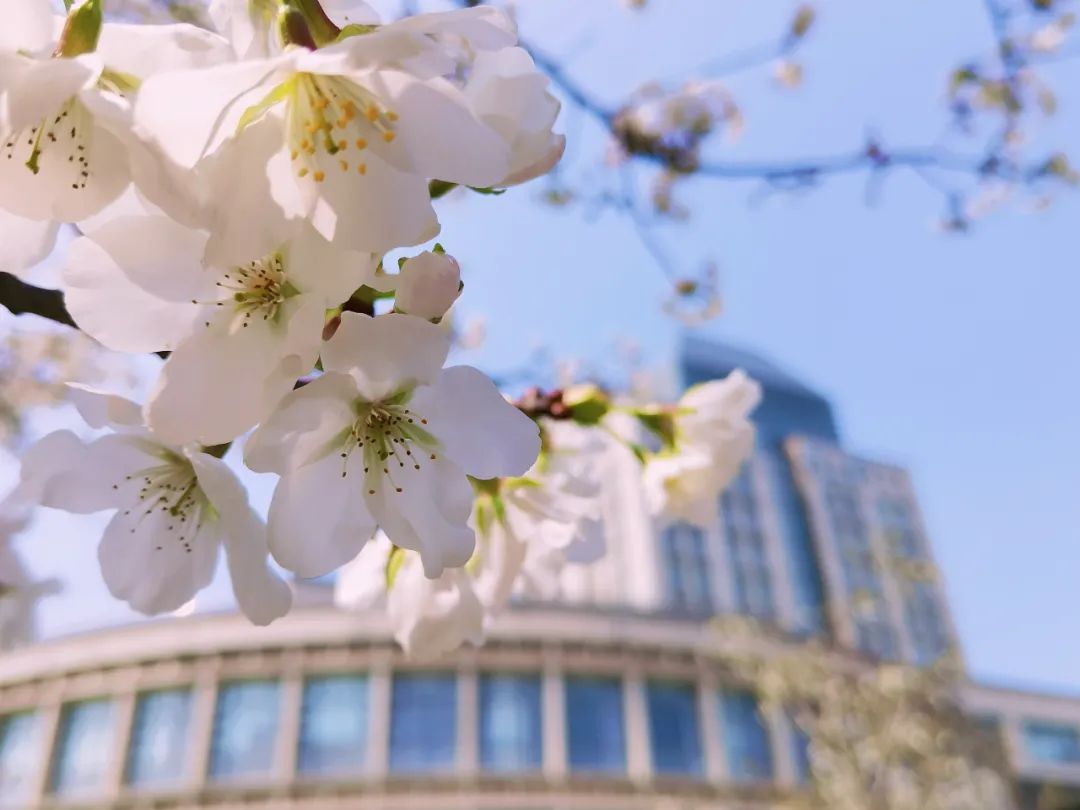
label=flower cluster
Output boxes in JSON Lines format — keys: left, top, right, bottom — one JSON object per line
{"left": 4, "top": 0, "right": 759, "bottom": 656}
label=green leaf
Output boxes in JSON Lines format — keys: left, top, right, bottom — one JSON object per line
{"left": 468, "top": 185, "right": 507, "bottom": 195}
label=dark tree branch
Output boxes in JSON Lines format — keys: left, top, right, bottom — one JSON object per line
{"left": 0, "top": 273, "right": 76, "bottom": 328}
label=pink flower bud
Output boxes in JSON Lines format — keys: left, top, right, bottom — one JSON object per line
{"left": 396, "top": 251, "right": 461, "bottom": 320}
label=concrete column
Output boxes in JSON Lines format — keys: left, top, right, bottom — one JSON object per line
{"left": 623, "top": 670, "right": 651, "bottom": 785}
{"left": 103, "top": 690, "right": 137, "bottom": 796}
{"left": 541, "top": 657, "right": 566, "bottom": 783}
{"left": 28, "top": 698, "right": 62, "bottom": 802}
{"left": 186, "top": 660, "right": 220, "bottom": 786}
{"left": 765, "top": 703, "right": 796, "bottom": 788}
{"left": 752, "top": 455, "right": 799, "bottom": 630}
{"left": 367, "top": 650, "right": 392, "bottom": 778}
{"left": 456, "top": 664, "right": 479, "bottom": 778}
{"left": 274, "top": 667, "right": 304, "bottom": 782}
{"left": 699, "top": 673, "right": 728, "bottom": 784}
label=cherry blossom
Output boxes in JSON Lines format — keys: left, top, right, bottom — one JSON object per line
{"left": 64, "top": 212, "right": 375, "bottom": 445}
{"left": 13, "top": 386, "right": 291, "bottom": 623}
{"left": 643, "top": 369, "right": 761, "bottom": 527}
{"left": 246, "top": 312, "right": 540, "bottom": 580}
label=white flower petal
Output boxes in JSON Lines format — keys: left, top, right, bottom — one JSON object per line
{"left": 147, "top": 296, "right": 322, "bottom": 446}
{"left": 66, "top": 383, "right": 143, "bottom": 430}
{"left": 201, "top": 113, "right": 294, "bottom": 268}
{"left": 365, "top": 456, "right": 475, "bottom": 579}
{"left": 267, "top": 453, "right": 378, "bottom": 578}
{"left": 134, "top": 56, "right": 292, "bottom": 168}
{"left": 277, "top": 143, "right": 439, "bottom": 254}
{"left": 244, "top": 371, "right": 359, "bottom": 473}
{"left": 0, "top": 210, "right": 58, "bottom": 279}
{"left": 355, "top": 69, "right": 509, "bottom": 187}
{"left": 97, "top": 495, "right": 218, "bottom": 616}
{"left": 411, "top": 365, "right": 540, "bottom": 479}
{"left": 190, "top": 452, "right": 292, "bottom": 625}
{"left": 285, "top": 225, "right": 375, "bottom": 304}
{"left": 96, "top": 22, "right": 232, "bottom": 78}
{"left": 321, "top": 312, "right": 450, "bottom": 400}
{"left": 387, "top": 557, "right": 484, "bottom": 659}
{"left": 0, "top": 0, "right": 55, "bottom": 55}
{"left": 0, "top": 53, "right": 99, "bottom": 134}
{"left": 78, "top": 214, "right": 211, "bottom": 302}
{"left": 334, "top": 532, "right": 392, "bottom": 611}
{"left": 63, "top": 228, "right": 201, "bottom": 353}
{"left": 16, "top": 431, "right": 154, "bottom": 515}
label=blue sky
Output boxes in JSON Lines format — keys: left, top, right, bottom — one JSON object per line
{"left": 5, "top": 0, "right": 1080, "bottom": 693}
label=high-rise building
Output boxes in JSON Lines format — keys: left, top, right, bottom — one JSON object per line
{"left": 0, "top": 337, "right": 1076, "bottom": 809}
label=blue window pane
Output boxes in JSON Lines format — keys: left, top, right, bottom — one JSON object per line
{"left": 126, "top": 689, "right": 192, "bottom": 787}
{"left": 479, "top": 674, "right": 542, "bottom": 773}
{"left": 209, "top": 681, "right": 280, "bottom": 780}
{"left": 0, "top": 712, "right": 42, "bottom": 806}
{"left": 660, "top": 523, "right": 713, "bottom": 614}
{"left": 299, "top": 676, "right": 369, "bottom": 775}
{"left": 389, "top": 673, "right": 456, "bottom": 773}
{"left": 720, "top": 690, "right": 773, "bottom": 782}
{"left": 646, "top": 681, "right": 702, "bottom": 776}
{"left": 50, "top": 699, "right": 115, "bottom": 797}
{"left": 1024, "top": 721, "right": 1080, "bottom": 764}
{"left": 565, "top": 676, "right": 625, "bottom": 774}
{"left": 720, "top": 470, "right": 777, "bottom": 621}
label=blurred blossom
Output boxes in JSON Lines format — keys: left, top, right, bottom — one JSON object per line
{"left": 0, "top": 328, "right": 135, "bottom": 452}
{"left": 774, "top": 59, "right": 805, "bottom": 89}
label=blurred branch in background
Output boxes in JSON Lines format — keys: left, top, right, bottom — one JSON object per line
{"left": 450, "top": 0, "right": 1079, "bottom": 321}
{"left": 714, "top": 617, "right": 1016, "bottom": 810}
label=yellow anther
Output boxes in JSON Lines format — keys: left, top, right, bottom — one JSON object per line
{"left": 290, "top": 149, "right": 299, "bottom": 161}
{"left": 387, "top": 111, "right": 399, "bottom": 122}
{"left": 357, "top": 162, "right": 367, "bottom": 175}
{"left": 313, "top": 170, "right": 326, "bottom": 183}
{"left": 355, "top": 138, "right": 367, "bottom": 150}
{"left": 298, "top": 167, "right": 309, "bottom": 177}
{"left": 382, "top": 131, "right": 396, "bottom": 143}
{"left": 365, "top": 104, "right": 378, "bottom": 122}
{"left": 339, "top": 159, "right": 349, "bottom": 171}
{"left": 337, "top": 140, "right": 347, "bottom": 151}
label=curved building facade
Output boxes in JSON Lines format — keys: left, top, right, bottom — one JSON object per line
{"left": 0, "top": 338, "right": 1077, "bottom": 809}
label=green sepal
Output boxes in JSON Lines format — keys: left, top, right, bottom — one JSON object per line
{"left": 237, "top": 77, "right": 294, "bottom": 134}
{"left": 56, "top": 0, "right": 103, "bottom": 58}
{"left": 429, "top": 180, "right": 458, "bottom": 199}
{"left": 385, "top": 545, "right": 406, "bottom": 588}
{"left": 634, "top": 407, "right": 678, "bottom": 450}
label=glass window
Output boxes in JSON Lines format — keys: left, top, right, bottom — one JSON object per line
{"left": 1023, "top": 721, "right": 1080, "bottom": 765}
{"left": 646, "top": 681, "right": 702, "bottom": 776}
{"left": 479, "top": 674, "right": 542, "bottom": 773}
{"left": 719, "top": 690, "right": 773, "bottom": 782}
{"left": 564, "top": 676, "right": 625, "bottom": 774}
{"left": 298, "top": 675, "right": 369, "bottom": 775}
{"left": 126, "top": 689, "right": 192, "bottom": 788}
{"left": 209, "top": 681, "right": 280, "bottom": 780}
{"left": 50, "top": 699, "right": 115, "bottom": 797}
{"left": 660, "top": 522, "right": 713, "bottom": 613}
{"left": 389, "top": 673, "right": 456, "bottom": 773}
{"left": 0, "top": 712, "right": 42, "bottom": 806}
{"left": 720, "top": 469, "right": 777, "bottom": 621}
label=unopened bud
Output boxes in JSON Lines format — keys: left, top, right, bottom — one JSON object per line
{"left": 395, "top": 251, "right": 462, "bottom": 321}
